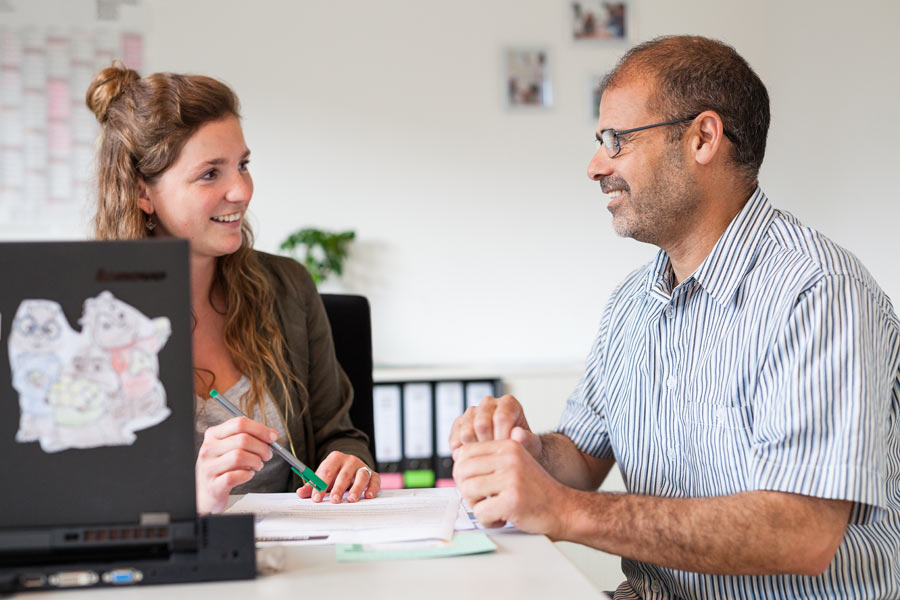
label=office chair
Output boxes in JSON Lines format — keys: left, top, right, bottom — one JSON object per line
{"left": 319, "top": 294, "right": 376, "bottom": 461}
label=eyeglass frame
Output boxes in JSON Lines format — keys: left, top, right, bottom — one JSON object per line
{"left": 595, "top": 114, "right": 736, "bottom": 158}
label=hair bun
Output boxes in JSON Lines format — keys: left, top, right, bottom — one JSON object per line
{"left": 85, "top": 61, "right": 140, "bottom": 123}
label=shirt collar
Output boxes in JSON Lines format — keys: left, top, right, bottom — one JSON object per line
{"left": 643, "top": 247, "right": 674, "bottom": 301}
{"left": 643, "top": 187, "right": 774, "bottom": 306}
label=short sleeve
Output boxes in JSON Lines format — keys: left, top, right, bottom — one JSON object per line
{"left": 556, "top": 322, "right": 615, "bottom": 460}
{"left": 749, "top": 275, "right": 895, "bottom": 524}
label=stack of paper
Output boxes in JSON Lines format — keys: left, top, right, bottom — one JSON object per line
{"left": 226, "top": 488, "right": 460, "bottom": 545}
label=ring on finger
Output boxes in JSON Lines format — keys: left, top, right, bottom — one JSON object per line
{"left": 357, "top": 466, "right": 373, "bottom": 479}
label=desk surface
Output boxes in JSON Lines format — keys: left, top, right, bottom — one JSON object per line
{"left": 25, "top": 529, "right": 603, "bottom": 599}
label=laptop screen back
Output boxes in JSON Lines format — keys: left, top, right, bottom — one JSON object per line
{"left": 0, "top": 240, "right": 195, "bottom": 529}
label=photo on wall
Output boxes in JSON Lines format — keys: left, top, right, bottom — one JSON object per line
{"left": 571, "top": 1, "right": 628, "bottom": 41}
{"left": 503, "top": 48, "right": 553, "bottom": 108}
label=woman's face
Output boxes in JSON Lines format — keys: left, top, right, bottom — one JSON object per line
{"left": 140, "top": 115, "right": 253, "bottom": 261}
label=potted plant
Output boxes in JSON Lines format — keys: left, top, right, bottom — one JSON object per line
{"left": 279, "top": 228, "right": 356, "bottom": 285}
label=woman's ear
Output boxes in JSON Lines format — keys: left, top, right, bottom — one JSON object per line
{"left": 136, "top": 178, "right": 153, "bottom": 215}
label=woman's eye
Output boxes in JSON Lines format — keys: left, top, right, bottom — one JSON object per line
{"left": 202, "top": 169, "right": 217, "bottom": 180}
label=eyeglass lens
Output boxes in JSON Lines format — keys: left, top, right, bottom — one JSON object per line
{"left": 597, "top": 130, "right": 619, "bottom": 158}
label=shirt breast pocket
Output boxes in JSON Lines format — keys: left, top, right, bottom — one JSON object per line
{"left": 678, "top": 402, "right": 753, "bottom": 494}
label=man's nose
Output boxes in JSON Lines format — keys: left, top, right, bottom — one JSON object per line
{"left": 587, "top": 148, "right": 614, "bottom": 181}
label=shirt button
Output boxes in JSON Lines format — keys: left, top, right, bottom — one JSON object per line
{"left": 716, "top": 407, "right": 727, "bottom": 422}
{"left": 666, "top": 447, "right": 677, "bottom": 460}
{"left": 665, "top": 306, "right": 675, "bottom": 318}
{"left": 666, "top": 376, "right": 677, "bottom": 390}
{"left": 650, "top": 580, "right": 661, "bottom": 593}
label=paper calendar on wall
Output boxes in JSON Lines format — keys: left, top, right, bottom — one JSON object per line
{"left": 0, "top": 0, "right": 147, "bottom": 230}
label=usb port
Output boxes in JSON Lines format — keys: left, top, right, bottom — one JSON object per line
{"left": 20, "top": 573, "right": 45, "bottom": 589}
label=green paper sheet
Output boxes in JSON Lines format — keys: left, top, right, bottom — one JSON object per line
{"left": 335, "top": 531, "right": 497, "bottom": 562}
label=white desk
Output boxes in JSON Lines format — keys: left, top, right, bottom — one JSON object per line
{"left": 25, "top": 529, "right": 604, "bottom": 599}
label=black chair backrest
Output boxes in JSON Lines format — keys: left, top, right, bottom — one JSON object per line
{"left": 319, "top": 294, "right": 375, "bottom": 460}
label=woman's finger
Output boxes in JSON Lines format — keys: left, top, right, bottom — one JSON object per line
{"left": 205, "top": 416, "right": 277, "bottom": 445}
{"left": 364, "top": 472, "right": 381, "bottom": 499}
{"left": 202, "top": 431, "right": 273, "bottom": 465}
{"left": 328, "top": 461, "right": 360, "bottom": 503}
{"left": 309, "top": 454, "right": 341, "bottom": 502}
{"left": 346, "top": 466, "right": 374, "bottom": 502}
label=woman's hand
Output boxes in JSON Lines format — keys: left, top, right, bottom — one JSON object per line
{"left": 296, "top": 451, "right": 381, "bottom": 503}
{"left": 195, "top": 416, "right": 277, "bottom": 514}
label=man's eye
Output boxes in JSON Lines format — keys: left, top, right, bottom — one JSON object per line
{"left": 239, "top": 160, "right": 250, "bottom": 171}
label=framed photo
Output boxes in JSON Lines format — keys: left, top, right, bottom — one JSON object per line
{"left": 571, "top": 1, "right": 629, "bottom": 41}
{"left": 503, "top": 48, "right": 553, "bottom": 108}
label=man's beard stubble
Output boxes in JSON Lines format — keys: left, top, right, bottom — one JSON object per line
{"left": 607, "top": 144, "right": 700, "bottom": 247}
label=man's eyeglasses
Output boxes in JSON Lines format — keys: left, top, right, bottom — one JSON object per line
{"left": 595, "top": 115, "right": 698, "bottom": 158}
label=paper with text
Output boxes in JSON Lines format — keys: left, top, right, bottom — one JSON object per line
{"left": 226, "top": 488, "right": 460, "bottom": 544}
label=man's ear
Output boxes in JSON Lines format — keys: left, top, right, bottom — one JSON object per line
{"left": 690, "top": 110, "right": 726, "bottom": 167}
{"left": 136, "top": 178, "right": 153, "bottom": 215}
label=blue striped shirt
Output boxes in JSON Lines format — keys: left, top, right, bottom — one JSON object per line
{"left": 557, "top": 188, "right": 900, "bottom": 599}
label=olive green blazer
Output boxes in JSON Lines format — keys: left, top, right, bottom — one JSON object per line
{"left": 256, "top": 251, "right": 374, "bottom": 489}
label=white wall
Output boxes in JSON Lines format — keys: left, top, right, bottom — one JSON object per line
{"left": 8, "top": 0, "right": 900, "bottom": 368}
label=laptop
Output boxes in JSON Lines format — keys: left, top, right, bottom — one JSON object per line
{"left": 0, "top": 240, "right": 255, "bottom": 592}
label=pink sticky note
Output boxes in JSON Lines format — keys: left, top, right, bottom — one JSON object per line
{"left": 48, "top": 121, "right": 71, "bottom": 157}
{"left": 121, "top": 33, "right": 143, "bottom": 72}
{"left": 47, "top": 80, "right": 70, "bottom": 120}
{"left": 379, "top": 473, "right": 404, "bottom": 490}
{"left": 435, "top": 478, "right": 456, "bottom": 488}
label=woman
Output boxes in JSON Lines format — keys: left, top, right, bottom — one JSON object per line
{"left": 85, "top": 63, "right": 379, "bottom": 514}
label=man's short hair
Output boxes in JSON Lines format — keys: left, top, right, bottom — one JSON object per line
{"left": 601, "top": 35, "right": 770, "bottom": 184}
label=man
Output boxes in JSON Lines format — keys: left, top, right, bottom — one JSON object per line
{"left": 450, "top": 35, "right": 899, "bottom": 599}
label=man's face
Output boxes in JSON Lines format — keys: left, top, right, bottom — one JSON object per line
{"left": 587, "top": 78, "right": 699, "bottom": 247}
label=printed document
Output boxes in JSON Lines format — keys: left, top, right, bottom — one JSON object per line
{"left": 226, "top": 488, "right": 459, "bottom": 544}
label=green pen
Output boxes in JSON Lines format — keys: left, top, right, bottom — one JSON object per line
{"left": 209, "top": 389, "right": 328, "bottom": 492}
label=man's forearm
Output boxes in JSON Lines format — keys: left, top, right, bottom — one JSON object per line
{"left": 537, "top": 432, "right": 613, "bottom": 490}
{"left": 560, "top": 489, "right": 851, "bottom": 576}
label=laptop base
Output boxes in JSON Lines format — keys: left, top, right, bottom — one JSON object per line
{"left": 0, "top": 514, "right": 255, "bottom": 593}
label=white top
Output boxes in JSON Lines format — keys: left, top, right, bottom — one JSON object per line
{"left": 194, "top": 376, "right": 292, "bottom": 493}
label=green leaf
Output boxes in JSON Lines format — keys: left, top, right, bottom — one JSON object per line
{"left": 279, "top": 227, "right": 356, "bottom": 286}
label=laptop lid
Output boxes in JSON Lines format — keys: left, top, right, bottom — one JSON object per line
{"left": 0, "top": 240, "right": 195, "bottom": 530}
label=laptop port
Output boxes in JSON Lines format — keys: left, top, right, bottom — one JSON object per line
{"left": 102, "top": 569, "right": 144, "bottom": 585}
{"left": 19, "top": 573, "right": 45, "bottom": 589}
{"left": 48, "top": 571, "right": 99, "bottom": 587}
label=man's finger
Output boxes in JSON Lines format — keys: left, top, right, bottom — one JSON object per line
{"left": 470, "top": 495, "right": 510, "bottom": 530}
{"left": 472, "top": 396, "right": 499, "bottom": 441}
{"left": 511, "top": 426, "right": 542, "bottom": 458}
{"left": 453, "top": 439, "right": 514, "bottom": 463}
{"left": 450, "top": 408, "right": 476, "bottom": 448}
